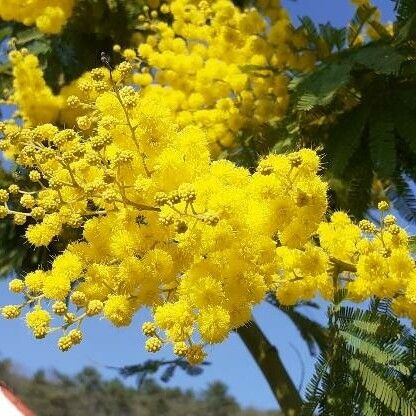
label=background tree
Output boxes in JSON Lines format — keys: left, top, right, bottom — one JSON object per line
{"left": 0, "top": 359, "right": 283, "bottom": 416}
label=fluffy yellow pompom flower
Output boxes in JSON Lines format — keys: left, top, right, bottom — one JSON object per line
{"left": 42, "top": 274, "right": 71, "bottom": 301}
{"left": 51, "top": 252, "right": 83, "bottom": 281}
{"left": 86, "top": 300, "right": 104, "bottom": 316}
{"left": 173, "top": 342, "right": 188, "bottom": 357}
{"left": 25, "top": 221, "right": 62, "bottom": 247}
{"left": 70, "top": 291, "right": 87, "bottom": 307}
{"left": 0, "top": 0, "right": 74, "bottom": 33}
{"left": 8, "top": 51, "right": 63, "bottom": 125}
{"left": 142, "top": 321, "right": 157, "bottom": 337}
{"left": 1, "top": 305, "right": 21, "bottom": 319}
{"left": 198, "top": 306, "right": 231, "bottom": 344}
{"left": 58, "top": 335, "right": 73, "bottom": 351}
{"left": 69, "top": 329, "right": 83, "bottom": 345}
{"left": 26, "top": 308, "right": 51, "bottom": 331}
{"left": 9, "top": 279, "right": 25, "bottom": 293}
{"left": 145, "top": 337, "right": 163, "bottom": 353}
{"left": 186, "top": 344, "right": 207, "bottom": 365}
{"left": 24, "top": 270, "right": 47, "bottom": 294}
{"left": 103, "top": 295, "right": 134, "bottom": 327}
{"left": 52, "top": 301, "right": 67, "bottom": 315}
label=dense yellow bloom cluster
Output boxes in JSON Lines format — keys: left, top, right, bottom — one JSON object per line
{"left": 1, "top": 0, "right": 414, "bottom": 363}
{"left": 8, "top": 0, "right": 315, "bottom": 151}
{"left": 1, "top": 51, "right": 416, "bottom": 362}
{"left": 8, "top": 51, "right": 64, "bottom": 126}
{"left": 275, "top": 208, "right": 416, "bottom": 310}
{"left": 7, "top": 50, "right": 105, "bottom": 127}
{"left": 129, "top": 0, "right": 315, "bottom": 150}
{"left": 0, "top": 0, "right": 74, "bottom": 34}
{"left": 8, "top": 0, "right": 391, "bottom": 150}
{"left": 0, "top": 53, "right": 322, "bottom": 360}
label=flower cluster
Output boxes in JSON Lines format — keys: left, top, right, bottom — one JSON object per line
{"left": 8, "top": 50, "right": 64, "bottom": 126}
{"left": 7, "top": 0, "right": 316, "bottom": 151}
{"left": 124, "top": 0, "right": 316, "bottom": 150}
{"left": 1, "top": 1, "right": 415, "bottom": 364}
{"left": 0, "top": 53, "right": 331, "bottom": 361}
{"left": 0, "top": 0, "right": 74, "bottom": 33}
{"left": 274, "top": 206, "right": 416, "bottom": 311}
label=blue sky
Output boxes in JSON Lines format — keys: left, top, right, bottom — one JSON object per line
{"left": 0, "top": 0, "right": 396, "bottom": 411}
{"left": 285, "top": 0, "right": 395, "bottom": 26}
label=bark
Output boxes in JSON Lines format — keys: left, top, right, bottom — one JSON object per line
{"left": 237, "top": 321, "right": 303, "bottom": 416}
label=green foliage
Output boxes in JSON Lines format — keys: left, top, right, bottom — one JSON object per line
{"left": 393, "top": 0, "right": 416, "bottom": 24}
{"left": 348, "top": 4, "right": 379, "bottom": 46}
{"left": 297, "top": 16, "right": 346, "bottom": 53}
{"left": 115, "top": 358, "right": 210, "bottom": 387}
{"left": 302, "top": 300, "right": 416, "bottom": 416}
{"left": 274, "top": 32, "right": 416, "bottom": 218}
{"left": 385, "top": 174, "right": 416, "bottom": 223}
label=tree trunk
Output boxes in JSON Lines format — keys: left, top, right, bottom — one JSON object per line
{"left": 236, "top": 321, "right": 303, "bottom": 416}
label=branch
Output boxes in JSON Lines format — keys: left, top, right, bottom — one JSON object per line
{"left": 236, "top": 320, "right": 303, "bottom": 416}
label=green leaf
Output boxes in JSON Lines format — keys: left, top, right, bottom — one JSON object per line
{"left": 394, "top": 105, "right": 416, "bottom": 154}
{"left": 0, "top": 26, "right": 13, "bottom": 43}
{"left": 15, "top": 27, "right": 44, "bottom": 45}
{"left": 327, "top": 104, "right": 369, "bottom": 176}
{"left": 295, "top": 60, "right": 353, "bottom": 108}
{"left": 410, "top": 236, "right": 416, "bottom": 253}
{"left": 327, "top": 144, "right": 373, "bottom": 217}
{"left": 387, "top": 176, "right": 416, "bottom": 224}
{"left": 349, "top": 43, "right": 405, "bottom": 75}
{"left": 350, "top": 358, "right": 414, "bottom": 414}
{"left": 303, "top": 303, "right": 416, "bottom": 416}
{"left": 318, "top": 23, "right": 346, "bottom": 51}
{"left": 28, "top": 39, "right": 51, "bottom": 56}
{"left": 394, "top": 1, "right": 416, "bottom": 24}
{"left": 298, "top": 16, "right": 319, "bottom": 43}
{"left": 348, "top": 4, "right": 378, "bottom": 46}
{"left": 395, "top": 12, "right": 416, "bottom": 43}
{"left": 293, "top": 44, "right": 405, "bottom": 115}
{"left": 341, "top": 330, "right": 410, "bottom": 374}
{"left": 368, "top": 113, "right": 396, "bottom": 177}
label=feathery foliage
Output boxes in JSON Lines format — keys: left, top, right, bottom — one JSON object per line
{"left": 115, "top": 358, "right": 210, "bottom": 388}
{"left": 270, "top": 21, "right": 416, "bottom": 219}
{"left": 393, "top": 0, "right": 416, "bottom": 23}
{"left": 302, "top": 300, "right": 416, "bottom": 416}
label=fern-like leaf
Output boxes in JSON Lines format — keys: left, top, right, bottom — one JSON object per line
{"left": 394, "top": 104, "right": 416, "bottom": 154}
{"left": 386, "top": 175, "right": 416, "bottom": 223}
{"left": 326, "top": 104, "right": 369, "bottom": 176}
{"left": 368, "top": 113, "right": 396, "bottom": 178}
{"left": 393, "top": 0, "right": 416, "bottom": 23}
{"left": 302, "top": 303, "right": 416, "bottom": 415}
{"left": 348, "top": 4, "right": 378, "bottom": 47}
